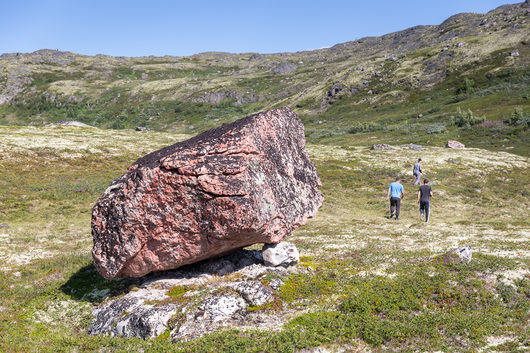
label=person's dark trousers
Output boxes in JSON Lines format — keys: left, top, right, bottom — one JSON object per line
{"left": 420, "top": 201, "right": 430, "bottom": 222}
{"left": 390, "top": 197, "right": 401, "bottom": 219}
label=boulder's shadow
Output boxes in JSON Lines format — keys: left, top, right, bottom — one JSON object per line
{"left": 60, "top": 264, "right": 139, "bottom": 304}
{"left": 60, "top": 249, "right": 265, "bottom": 304}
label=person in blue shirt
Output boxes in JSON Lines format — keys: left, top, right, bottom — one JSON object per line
{"left": 386, "top": 177, "right": 405, "bottom": 220}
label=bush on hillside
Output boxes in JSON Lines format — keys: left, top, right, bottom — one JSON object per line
{"left": 456, "top": 78, "right": 475, "bottom": 95}
{"left": 450, "top": 108, "right": 485, "bottom": 128}
{"left": 348, "top": 122, "right": 383, "bottom": 134}
{"left": 426, "top": 123, "right": 446, "bottom": 134}
{"left": 507, "top": 107, "right": 529, "bottom": 128}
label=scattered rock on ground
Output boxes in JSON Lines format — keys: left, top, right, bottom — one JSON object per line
{"left": 262, "top": 242, "right": 300, "bottom": 267}
{"left": 230, "top": 280, "right": 274, "bottom": 306}
{"left": 371, "top": 143, "right": 399, "bottom": 150}
{"left": 446, "top": 140, "right": 465, "bottom": 148}
{"left": 92, "top": 108, "right": 322, "bottom": 279}
{"left": 400, "top": 143, "right": 424, "bottom": 150}
{"left": 135, "top": 126, "right": 150, "bottom": 131}
{"left": 47, "top": 120, "right": 91, "bottom": 127}
{"left": 271, "top": 61, "right": 297, "bottom": 74}
{"left": 442, "top": 245, "right": 472, "bottom": 264}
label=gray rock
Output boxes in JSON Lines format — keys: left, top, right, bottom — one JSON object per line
{"left": 89, "top": 289, "right": 175, "bottom": 339}
{"left": 269, "top": 278, "right": 284, "bottom": 291}
{"left": 193, "top": 91, "right": 225, "bottom": 104}
{"left": 135, "top": 126, "right": 150, "bottom": 131}
{"left": 371, "top": 143, "right": 399, "bottom": 150}
{"left": 443, "top": 245, "right": 472, "bottom": 264}
{"left": 271, "top": 61, "right": 297, "bottom": 74}
{"left": 198, "top": 293, "right": 246, "bottom": 322}
{"left": 231, "top": 280, "right": 273, "bottom": 306}
{"left": 510, "top": 50, "right": 519, "bottom": 57}
{"left": 400, "top": 143, "right": 424, "bottom": 150}
{"left": 0, "top": 223, "right": 9, "bottom": 228}
{"left": 262, "top": 242, "right": 299, "bottom": 267}
{"left": 171, "top": 293, "right": 246, "bottom": 341}
{"left": 47, "top": 120, "right": 91, "bottom": 127}
{"left": 114, "top": 304, "right": 178, "bottom": 339}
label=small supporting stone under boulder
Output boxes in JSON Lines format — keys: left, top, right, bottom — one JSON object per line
{"left": 91, "top": 107, "right": 323, "bottom": 279}
{"left": 262, "top": 242, "right": 300, "bottom": 267}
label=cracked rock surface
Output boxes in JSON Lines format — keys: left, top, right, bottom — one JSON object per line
{"left": 91, "top": 107, "right": 322, "bottom": 279}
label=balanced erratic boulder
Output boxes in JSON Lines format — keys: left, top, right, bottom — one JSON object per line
{"left": 92, "top": 108, "right": 323, "bottom": 279}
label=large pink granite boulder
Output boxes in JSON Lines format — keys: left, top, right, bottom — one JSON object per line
{"left": 91, "top": 108, "right": 323, "bottom": 279}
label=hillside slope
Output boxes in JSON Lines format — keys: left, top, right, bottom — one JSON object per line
{"left": 0, "top": 1, "right": 529, "bottom": 154}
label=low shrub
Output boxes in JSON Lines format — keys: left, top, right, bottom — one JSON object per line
{"left": 450, "top": 108, "right": 485, "bottom": 127}
{"left": 348, "top": 122, "right": 383, "bottom": 134}
{"left": 426, "top": 123, "right": 446, "bottom": 134}
{"left": 507, "top": 107, "right": 529, "bottom": 128}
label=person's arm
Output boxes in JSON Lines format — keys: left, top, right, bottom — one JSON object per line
{"left": 417, "top": 190, "right": 421, "bottom": 204}
{"left": 401, "top": 189, "right": 405, "bottom": 199}
{"left": 386, "top": 187, "right": 390, "bottom": 200}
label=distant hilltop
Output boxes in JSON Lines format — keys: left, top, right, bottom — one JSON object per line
{"left": 0, "top": 1, "right": 528, "bottom": 149}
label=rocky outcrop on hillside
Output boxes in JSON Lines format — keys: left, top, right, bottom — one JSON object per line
{"left": 91, "top": 108, "right": 323, "bottom": 279}
{"left": 0, "top": 2, "right": 527, "bottom": 119}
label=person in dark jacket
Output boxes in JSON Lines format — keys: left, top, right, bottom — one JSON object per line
{"left": 417, "top": 179, "right": 432, "bottom": 222}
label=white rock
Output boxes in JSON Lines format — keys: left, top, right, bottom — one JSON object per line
{"left": 443, "top": 245, "right": 472, "bottom": 264}
{"left": 262, "top": 242, "right": 299, "bottom": 267}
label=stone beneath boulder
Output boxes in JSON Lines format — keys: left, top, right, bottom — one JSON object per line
{"left": 446, "top": 140, "right": 465, "bottom": 148}
{"left": 442, "top": 245, "right": 472, "bottom": 264}
{"left": 262, "top": 242, "right": 300, "bottom": 267}
{"left": 92, "top": 107, "right": 323, "bottom": 279}
{"left": 371, "top": 143, "right": 399, "bottom": 150}
{"left": 89, "top": 249, "right": 300, "bottom": 342}
{"left": 88, "top": 289, "right": 176, "bottom": 339}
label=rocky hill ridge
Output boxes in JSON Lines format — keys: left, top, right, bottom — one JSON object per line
{"left": 0, "top": 2, "right": 528, "bottom": 141}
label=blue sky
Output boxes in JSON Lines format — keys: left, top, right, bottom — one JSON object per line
{"left": 0, "top": 0, "right": 518, "bottom": 57}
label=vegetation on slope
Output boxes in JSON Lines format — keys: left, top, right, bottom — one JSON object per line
{"left": 0, "top": 2, "right": 528, "bottom": 154}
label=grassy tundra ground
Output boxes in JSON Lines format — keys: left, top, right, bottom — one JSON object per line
{"left": 0, "top": 126, "right": 528, "bottom": 352}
